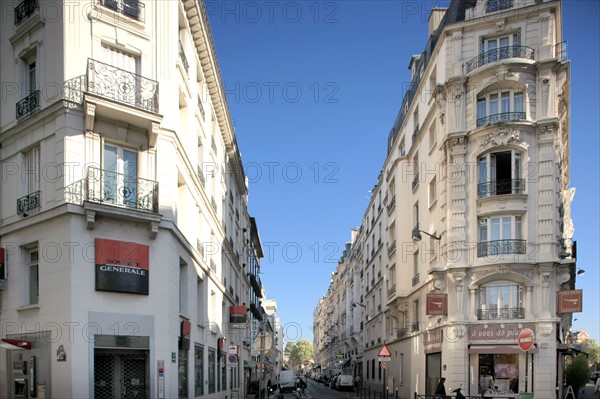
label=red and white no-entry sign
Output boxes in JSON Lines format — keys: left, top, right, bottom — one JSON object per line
{"left": 517, "top": 328, "right": 535, "bottom": 351}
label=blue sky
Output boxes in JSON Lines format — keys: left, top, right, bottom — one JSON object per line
{"left": 207, "top": 1, "right": 600, "bottom": 344}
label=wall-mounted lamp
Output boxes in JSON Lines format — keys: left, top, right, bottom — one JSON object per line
{"left": 352, "top": 302, "right": 366, "bottom": 309}
{"left": 577, "top": 268, "right": 585, "bottom": 276}
{"left": 559, "top": 249, "right": 571, "bottom": 259}
{"left": 411, "top": 227, "right": 441, "bottom": 242}
{"left": 243, "top": 228, "right": 247, "bottom": 233}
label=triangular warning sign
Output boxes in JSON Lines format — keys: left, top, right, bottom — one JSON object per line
{"left": 378, "top": 344, "right": 391, "bottom": 357}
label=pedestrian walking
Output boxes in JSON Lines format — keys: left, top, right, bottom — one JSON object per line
{"left": 435, "top": 377, "right": 449, "bottom": 399}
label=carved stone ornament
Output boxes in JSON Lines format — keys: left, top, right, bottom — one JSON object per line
{"left": 493, "top": 19, "right": 507, "bottom": 32}
{"left": 479, "top": 128, "right": 527, "bottom": 150}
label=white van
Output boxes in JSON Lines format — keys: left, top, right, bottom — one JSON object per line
{"left": 335, "top": 374, "right": 354, "bottom": 391}
{"left": 279, "top": 370, "right": 296, "bottom": 392}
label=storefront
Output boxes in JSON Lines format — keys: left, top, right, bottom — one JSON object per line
{"left": 468, "top": 323, "right": 536, "bottom": 397}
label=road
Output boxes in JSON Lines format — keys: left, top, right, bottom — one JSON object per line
{"left": 271, "top": 380, "right": 357, "bottom": 399}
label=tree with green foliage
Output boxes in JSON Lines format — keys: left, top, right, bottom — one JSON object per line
{"left": 565, "top": 354, "right": 590, "bottom": 398}
{"left": 290, "top": 339, "right": 314, "bottom": 366}
{"left": 582, "top": 338, "right": 600, "bottom": 370}
{"left": 285, "top": 342, "right": 296, "bottom": 356}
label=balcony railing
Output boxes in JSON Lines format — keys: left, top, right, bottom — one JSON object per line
{"left": 477, "top": 239, "right": 526, "bottom": 257}
{"left": 411, "top": 322, "right": 420, "bottom": 333}
{"left": 388, "top": 240, "right": 396, "bottom": 257}
{"left": 198, "top": 95, "right": 205, "bottom": 121}
{"left": 477, "top": 307, "right": 525, "bottom": 320}
{"left": 555, "top": 41, "right": 568, "bottom": 61}
{"left": 64, "top": 166, "right": 159, "bottom": 213}
{"left": 478, "top": 179, "right": 525, "bottom": 198}
{"left": 179, "top": 42, "right": 189, "bottom": 73}
{"left": 486, "top": 0, "right": 512, "bottom": 13}
{"left": 87, "top": 58, "right": 159, "bottom": 113}
{"left": 412, "top": 124, "right": 420, "bottom": 142}
{"left": 98, "top": 0, "right": 145, "bottom": 22}
{"left": 412, "top": 273, "right": 420, "bottom": 287}
{"left": 476, "top": 112, "right": 526, "bottom": 127}
{"left": 17, "top": 191, "right": 41, "bottom": 216}
{"left": 211, "top": 197, "right": 218, "bottom": 213}
{"left": 397, "top": 328, "right": 409, "bottom": 339}
{"left": 16, "top": 91, "right": 40, "bottom": 120}
{"left": 197, "top": 166, "right": 206, "bottom": 187}
{"left": 15, "top": 0, "right": 38, "bottom": 25}
{"left": 466, "top": 46, "right": 535, "bottom": 73}
{"left": 387, "top": 284, "right": 396, "bottom": 298}
{"left": 387, "top": 195, "right": 396, "bottom": 214}
{"left": 412, "top": 172, "right": 420, "bottom": 190}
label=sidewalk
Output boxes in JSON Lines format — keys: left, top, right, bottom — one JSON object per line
{"left": 578, "top": 382, "right": 598, "bottom": 399}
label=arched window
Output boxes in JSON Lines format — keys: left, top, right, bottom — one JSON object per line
{"left": 478, "top": 280, "right": 524, "bottom": 320}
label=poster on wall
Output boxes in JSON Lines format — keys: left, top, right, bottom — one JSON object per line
{"left": 95, "top": 238, "right": 150, "bottom": 295}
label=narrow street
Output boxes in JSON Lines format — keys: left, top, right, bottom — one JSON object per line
{"left": 272, "top": 380, "right": 357, "bottom": 399}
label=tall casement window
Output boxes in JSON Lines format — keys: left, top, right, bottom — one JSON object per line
{"left": 103, "top": 143, "right": 138, "bottom": 207}
{"left": 28, "top": 248, "right": 39, "bottom": 304}
{"left": 208, "top": 348, "right": 216, "bottom": 393}
{"left": 101, "top": 45, "right": 142, "bottom": 106}
{"left": 478, "top": 150, "right": 524, "bottom": 197}
{"left": 476, "top": 90, "right": 525, "bottom": 127}
{"left": 478, "top": 281, "right": 524, "bottom": 320}
{"left": 478, "top": 216, "right": 525, "bottom": 257}
{"left": 17, "top": 49, "right": 40, "bottom": 119}
{"left": 25, "top": 146, "right": 40, "bottom": 194}
{"left": 481, "top": 32, "right": 521, "bottom": 62}
{"left": 194, "top": 345, "right": 204, "bottom": 396}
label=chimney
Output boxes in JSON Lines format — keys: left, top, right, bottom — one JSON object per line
{"left": 428, "top": 8, "right": 447, "bottom": 36}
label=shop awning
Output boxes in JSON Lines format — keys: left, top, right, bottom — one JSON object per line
{"left": 469, "top": 345, "right": 538, "bottom": 354}
{"left": 0, "top": 339, "right": 31, "bottom": 350}
{"left": 243, "top": 360, "right": 252, "bottom": 369}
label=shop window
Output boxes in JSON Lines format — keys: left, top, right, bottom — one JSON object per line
{"left": 478, "top": 354, "right": 519, "bottom": 394}
{"left": 194, "top": 345, "right": 204, "bottom": 396}
{"left": 208, "top": 348, "right": 216, "bottom": 393}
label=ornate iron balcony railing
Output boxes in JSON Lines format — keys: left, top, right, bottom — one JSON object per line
{"left": 486, "top": 0, "right": 512, "bottom": 13}
{"left": 87, "top": 58, "right": 159, "bottom": 113}
{"left": 477, "top": 239, "right": 526, "bottom": 257}
{"left": 411, "top": 322, "right": 420, "bottom": 332}
{"left": 412, "top": 172, "right": 420, "bottom": 190}
{"left": 412, "top": 273, "right": 420, "bottom": 287}
{"left": 387, "top": 284, "right": 396, "bottom": 298}
{"left": 388, "top": 240, "right": 396, "bottom": 257}
{"left": 555, "top": 41, "right": 568, "bottom": 61}
{"left": 17, "top": 191, "right": 41, "bottom": 216}
{"left": 477, "top": 179, "right": 525, "bottom": 197}
{"left": 476, "top": 111, "right": 526, "bottom": 127}
{"left": 466, "top": 46, "right": 535, "bottom": 73}
{"left": 98, "top": 0, "right": 145, "bottom": 22}
{"left": 15, "top": 0, "right": 38, "bottom": 25}
{"left": 397, "top": 327, "right": 408, "bottom": 339}
{"left": 64, "top": 167, "right": 158, "bottom": 213}
{"left": 387, "top": 195, "right": 396, "bottom": 214}
{"left": 16, "top": 91, "right": 40, "bottom": 120}
{"left": 179, "top": 42, "right": 189, "bottom": 73}
{"left": 477, "top": 307, "right": 525, "bottom": 320}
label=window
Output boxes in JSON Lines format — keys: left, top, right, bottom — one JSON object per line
{"left": 413, "top": 202, "right": 419, "bottom": 229}
{"left": 399, "top": 136, "right": 406, "bottom": 156}
{"left": 195, "top": 345, "right": 204, "bottom": 396}
{"left": 413, "top": 251, "right": 419, "bottom": 278}
{"left": 476, "top": 89, "right": 525, "bottom": 127}
{"left": 413, "top": 300, "right": 420, "bottom": 331}
{"left": 478, "top": 216, "right": 525, "bottom": 257}
{"left": 17, "top": 50, "right": 40, "bottom": 119}
{"left": 221, "top": 354, "right": 226, "bottom": 391}
{"left": 197, "top": 277, "right": 203, "bottom": 322}
{"left": 478, "top": 150, "right": 524, "bottom": 197}
{"left": 486, "top": 0, "right": 513, "bottom": 13}
{"left": 478, "top": 281, "right": 524, "bottom": 320}
{"left": 208, "top": 348, "right": 216, "bottom": 393}
{"left": 412, "top": 153, "right": 419, "bottom": 189}
{"left": 103, "top": 143, "right": 138, "bottom": 208}
{"left": 179, "top": 259, "right": 188, "bottom": 315}
{"left": 25, "top": 146, "right": 40, "bottom": 195}
{"left": 428, "top": 177, "right": 437, "bottom": 208}
{"left": 481, "top": 32, "right": 520, "bottom": 60}
{"left": 429, "top": 126, "right": 436, "bottom": 151}
{"left": 28, "top": 248, "right": 39, "bottom": 304}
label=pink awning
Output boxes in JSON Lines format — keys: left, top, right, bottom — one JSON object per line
{"left": 0, "top": 339, "right": 31, "bottom": 350}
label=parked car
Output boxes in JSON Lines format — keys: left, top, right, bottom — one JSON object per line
{"left": 316, "top": 374, "right": 325, "bottom": 383}
{"left": 335, "top": 374, "right": 354, "bottom": 391}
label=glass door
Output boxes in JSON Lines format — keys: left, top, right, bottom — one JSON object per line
{"left": 103, "top": 144, "right": 138, "bottom": 208}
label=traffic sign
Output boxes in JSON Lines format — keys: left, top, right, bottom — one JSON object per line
{"left": 378, "top": 357, "right": 390, "bottom": 362}
{"left": 377, "top": 344, "right": 391, "bottom": 357}
{"left": 381, "top": 361, "right": 389, "bottom": 369}
{"left": 228, "top": 354, "right": 238, "bottom": 364}
{"left": 518, "top": 328, "right": 535, "bottom": 351}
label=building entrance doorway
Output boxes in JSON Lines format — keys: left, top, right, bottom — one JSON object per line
{"left": 94, "top": 350, "right": 148, "bottom": 399}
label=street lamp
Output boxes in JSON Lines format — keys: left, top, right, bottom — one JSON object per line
{"left": 352, "top": 302, "right": 366, "bottom": 309}
{"left": 411, "top": 227, "right": 441, "bottom": 241}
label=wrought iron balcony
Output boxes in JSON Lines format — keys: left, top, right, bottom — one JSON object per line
{"left": 476, "top": 112, "right": 526, "bottom": 127}
{"left": 17, "top": 191, "right": 41, "bottom": 216}
{"left": 387, "top": 195, "right": 396, "bottom": 214}
{"left": 64, "top": 166, "right": 158, "bottom": 213}
{"left": 412, "top": 273, "right": 420, "bottom": 287}
{"left": 388, "top": 240, "right": 396, "bottom": 257}
{"left": 412, "top": 172, "right": 419, "bottom": 190}
{"left": 14, "top": 0, "right": 38, "bottom": 25}
{"left": 477, "top": 239, "right": 526, "bottom": 257}
{"left": 477, "top": 307, "right": 525, "bottom": 320}
{"left": 555, "top": 41, "right": 568, "bottom": 61}
{"left": 396, "top": 327, "right": 408, "bottom": 339}
{"left": 486, "top": 0, "right": 512, "bottom": 13}
{"left": 16, "top": 91, "right": 40, "bottom": 120}
{"left": 98, "top": 0, "right": 145, "bottom": 22}
{"left": 87, "top": 58, "right": 159, "bottom": 113}
{"left": 412, "top": 124, "right": 420, "bottom": 142}
{"left": 466, "top": 46, "right": 535, "bottom": 73}
{"left": 387, "top": 284, "right": 396, "bottom": 298}
{"left": 478, "top": 179, "right": 525, "bottom": 198}
{"left": 411, "top": 322, "right": 420, "bottom": 333}
{"left": 198, "top": 95, "right": 205, "bottom": 121}
{"left": 179, "top": 42, "right": 189, "bottom": 73}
